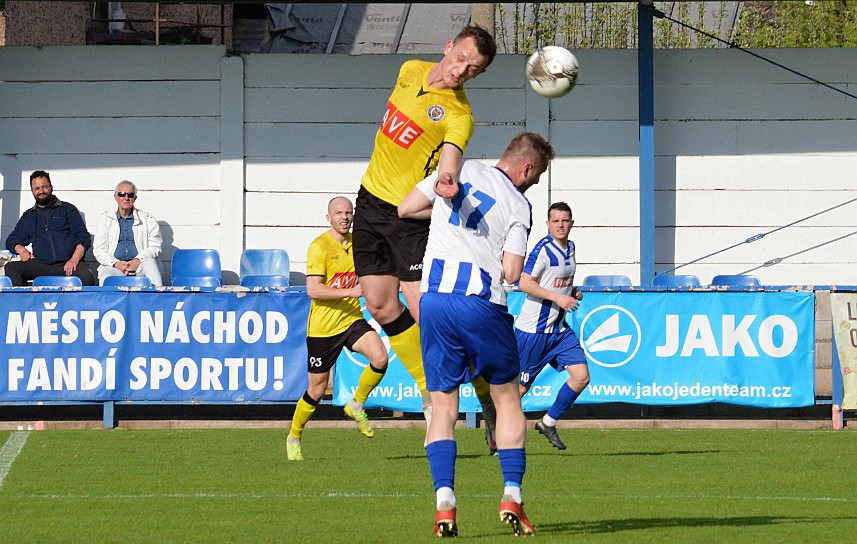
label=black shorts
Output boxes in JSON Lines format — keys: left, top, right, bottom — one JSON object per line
{"left": 306, "top": 319, "right": 375, "bottom": 374}
{"left": 352, "top": 185, "right": 429, "bottom": 282}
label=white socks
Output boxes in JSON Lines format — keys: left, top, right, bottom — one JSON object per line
{"left": 503, "top": 486, "right": 522, "bottom": 503}
{"left": 436, "top": 486, "right": 456, "bottom": 509}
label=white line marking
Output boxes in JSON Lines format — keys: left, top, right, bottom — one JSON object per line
{"left": 1, "top": 491, "right": 849, "bottom": 503}
{"left": 0, "top": 431, "right": 30, "bottom": 488}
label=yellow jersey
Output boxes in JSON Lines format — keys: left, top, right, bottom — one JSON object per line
{"left": 305, "top": 231, "right": 362, "bottom": 337}
{"left": 361, "top": 59, "right": 475, "bottom": 206}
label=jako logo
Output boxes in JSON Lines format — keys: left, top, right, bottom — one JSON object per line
{"left": 579, "top": 305, "right": 641, "bottom": 368}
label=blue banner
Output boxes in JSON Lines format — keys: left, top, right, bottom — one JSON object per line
{"left": 333, "top": 290, "right": 816, "bottom": 411}
{"left": 0, "top": 291, "right": 309, "bottom": 402}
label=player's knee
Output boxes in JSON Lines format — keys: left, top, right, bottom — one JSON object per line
{"left": 570, "top": 373, "right": 590, "bottom": 391}
{"left": 364, "top": 299, "right": 400, "bottom": 324}
{"left": 369, "top": 356, "right": 389, "bottom": 371}
{"left": 306, "top": 382, "right": 326, "bottom": 401}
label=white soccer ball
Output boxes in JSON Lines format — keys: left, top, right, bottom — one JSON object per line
{"left": 525, "top": 46, "right": 579, "bottom": 99}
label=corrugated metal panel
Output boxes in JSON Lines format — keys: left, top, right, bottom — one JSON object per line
{"left": 261, "top": 2, "right": 471, "bottom": 54}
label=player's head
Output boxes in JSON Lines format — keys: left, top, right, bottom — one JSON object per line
{"left": 453, "top": 25, "right": 497, "bottom": 67}
{"left": 326, "top": 196, "right": 354, "bottom": 236}
{"left": 439, "top": 25, "right": 496, "bottom": 89}
{"left": 498, "top": 132, "right": 556, "bottom": 194}
{"left": 547, "top": 202, "right": 574, "bottom": 242}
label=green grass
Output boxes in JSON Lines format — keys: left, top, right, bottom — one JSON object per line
{"left": 1, "top": 427, "right": 856, "bottom": 543}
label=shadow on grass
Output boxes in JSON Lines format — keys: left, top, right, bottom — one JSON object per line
{"left": 536, "top": 515, "right": 856, "bottom": 535}
{"left": 386, "top": 453, "right": 485, "bottom": 461}
{"left": 603, "top": 449, "right": 726, "bottom": 457}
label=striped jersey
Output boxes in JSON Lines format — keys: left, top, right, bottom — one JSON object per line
{"left": 418, "top": 160, "right": 532, "bottom": 306}
{"left": 515, "top": 234, "right": 577, "bottom": 333}
{"left": 305, "top": 231, "right": 361, "bottom": 337}
{"left": 361, "top": 60, "right": 475, "bottom": 206}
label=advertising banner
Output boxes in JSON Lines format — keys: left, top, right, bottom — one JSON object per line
{"left": 333, "top": 290, "right": 816, "bottom": 411}
{"left": 0, "top": 291, "right": 309, "bottom": 402}
{"left": 830, "top": 293, "right": 857, "bottom": 410}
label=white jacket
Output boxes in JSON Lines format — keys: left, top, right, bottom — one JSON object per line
{"left": 92, "top": 208, "right": 163, "bottom": 274}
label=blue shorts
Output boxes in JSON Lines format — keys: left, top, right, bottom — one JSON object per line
{"left": 420, "top": 292, "right": 519, "bottom": 392}
{"left": 515, "top": 327, "right": 587, "bottom": 386}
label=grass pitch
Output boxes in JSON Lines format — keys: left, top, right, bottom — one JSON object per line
{"left": 1, "top": 427, "right": 855, "bottom": 543}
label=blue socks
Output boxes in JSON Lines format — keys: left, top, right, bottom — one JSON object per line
{"left": 547, "top": 382, "right": 580, "bottom": 422}
{"left": 426, "top": 440, "right": 457, "bottom": 490}
{"left": 498, "top": 447, "right": 526, "bottom": 487}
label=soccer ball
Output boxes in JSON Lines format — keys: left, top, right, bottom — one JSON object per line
{"left": 525, "top": 46, "right": 579, "bottom": 99}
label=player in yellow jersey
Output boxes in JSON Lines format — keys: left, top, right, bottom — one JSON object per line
{"left": 287, "top": 197, "right": 389, "bottom": 461}
{"left": 352, "top": 25, "right": 499, "bottom": 440}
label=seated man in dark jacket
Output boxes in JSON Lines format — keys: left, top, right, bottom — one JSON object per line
{"left": 4, "top": 170, "right": 95, "bottom": 286}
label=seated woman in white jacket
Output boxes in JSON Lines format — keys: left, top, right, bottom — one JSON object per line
{"left": 92, "top": 180, "right": 164, "bottom": 286}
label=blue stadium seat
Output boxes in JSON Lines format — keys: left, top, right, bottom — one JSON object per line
{"left": 172, "top": 275, "right": 221, "bottom": 288}
{"left": 33, "top": 275, "right": 83, "bottom": 287}
{"left": 239, "top": 249, "right": 290, "bottom": 286}
{"left": 582, "top": 274, "right": 632, "bottom": 287}
{"left": 0, "top": 276, "right": 12, "bottom": 287}
{"left": 171, "top": 249, "right": 221, "bottom": 285}
{"left": 652, "top": 274, "right": 701, "bottom": 288}
{"left": 710, "top": 274, "right": 761, "bottom": 288}
{"left": 103, "top": 275, "right": 153, "bottom": 287}
{"left": 240, "top": 275, "right": 290, "bottom": 288}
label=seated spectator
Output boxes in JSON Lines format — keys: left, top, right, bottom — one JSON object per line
{"left": 92, "top": 180, "right": 163, "bottom": 286}
{"left": 4, "top": 170, "right": 96, "bottom": 286}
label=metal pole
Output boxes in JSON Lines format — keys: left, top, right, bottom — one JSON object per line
{"left": 638, "top": 1, "right": 656, "bottom": 285}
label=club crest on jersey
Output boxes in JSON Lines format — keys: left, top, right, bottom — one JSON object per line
{"left": 427, "top": 105, "right": 445, "bottom": 122}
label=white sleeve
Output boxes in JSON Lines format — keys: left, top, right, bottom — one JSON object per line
{"left": 502, "top": 222, "right": 529, "bottom": 257}
{"left": 502, "top": 200, "right": 533, "bottom": 257}
{"left": 416, "top": 174, "right": 438, "bottom": 204}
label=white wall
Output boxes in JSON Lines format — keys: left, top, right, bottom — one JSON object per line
{"left": 1, "top": 45, "right": 855, "bottom": 286}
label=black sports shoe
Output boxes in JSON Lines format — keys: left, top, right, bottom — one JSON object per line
{"left": 535, "top": 420, "right": 567, "bottom": 450}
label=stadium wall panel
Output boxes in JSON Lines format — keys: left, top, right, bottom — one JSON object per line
{"left": 0, "top": 45, "right": 855, "bottom": 286}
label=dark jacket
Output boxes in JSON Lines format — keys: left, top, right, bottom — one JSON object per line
{"left": 5, "top": 197, "right": 92, "bottom": 265}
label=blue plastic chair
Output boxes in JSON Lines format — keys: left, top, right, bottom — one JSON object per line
{"left": 240, "top": 274, "right": 290, "bottom": 288}
{"left": 710, "top": 274, "right": 761, "bottom": 288}
{"left": 652, "top": 274, "right": 701, "bottom": 288}
{"left": 33, "top": 275, "right": 83, "bottom": 287}
{"left": 103, "top": 275, "right": 153, "bottom": 287}
{"left": 0, "top": 276, "right": 12, "bottom": 287}
{"left": 240, "top": 249, "right": 290, "bottom": 286}
{"left": 171, "top": 275, "right": 221, "bottom": 288}
{"left": 171, "top": 249, "right": 221, "bottom": 285}
{"left": 583, "top": 275, "right": 632, "bottom": 288}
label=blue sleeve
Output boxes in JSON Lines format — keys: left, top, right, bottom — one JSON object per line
{"left": 5, "top": 212, "right": 34, "bottom": 252}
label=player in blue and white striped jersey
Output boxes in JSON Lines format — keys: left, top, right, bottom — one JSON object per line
{"left": 399, "top": 132, "right": 555, "bottom": 537}
{"left": 515, "top": 202, "right": 589, "bottom": 451}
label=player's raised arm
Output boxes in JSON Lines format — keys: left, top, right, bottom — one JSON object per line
{"left": 398, "top": 178, "right": 435, "bottom": 220}
{"left": 433, "top": 143, "right": 464, "bottom": 199}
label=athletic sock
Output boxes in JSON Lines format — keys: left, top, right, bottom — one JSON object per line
{"left": 547, "top": 382, "right": 581, "bottom": 422}
{"left": 382, "top": 310, "right": 429, "bottom": 399}
{"left": 289, "top": 391, "right": 319, "bottom": 440}
{"left": 542, "top": 414, "right": 558, "bottom": 426}
{"left": 503, "top": 485, "right": 522, "bottom": 503}
{"left": 436, "top": 486, "right": 456, "bottom": 509}
{"left": 498, "top": 448, "right": 526, "bottom": 489}
{"left": 353, "top": 363, "right": 387, "bottom": 406}
{"left": 426, "top": 439, "right": 457, "bottom": 491}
